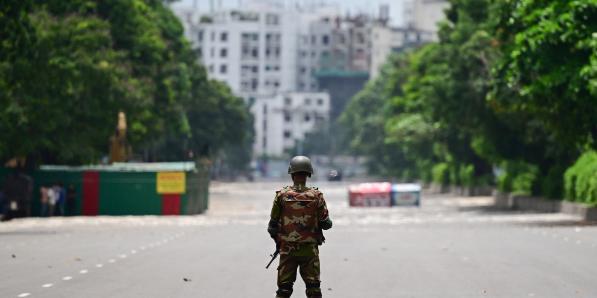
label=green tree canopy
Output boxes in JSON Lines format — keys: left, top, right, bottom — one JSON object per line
{"left": 0, "top": 0, "right": 252, "bottom": 166}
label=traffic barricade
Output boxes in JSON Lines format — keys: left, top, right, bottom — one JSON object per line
{"left": 391, "top": 183, "right": 421, "bottom": 206}
{"left": 348, "top": 182, "right": 392, "bottom": 207}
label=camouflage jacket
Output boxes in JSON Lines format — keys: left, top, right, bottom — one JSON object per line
{"left": 269, "top": 185, "right": 331, "bottom": 256}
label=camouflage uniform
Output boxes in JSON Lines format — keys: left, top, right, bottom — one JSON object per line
{"left": 269, "top": 184, "right": 332, "bottom": 298}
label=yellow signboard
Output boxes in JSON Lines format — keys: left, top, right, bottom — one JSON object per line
{"left": 156, "top": 172, "right": 186, "bottom": 194}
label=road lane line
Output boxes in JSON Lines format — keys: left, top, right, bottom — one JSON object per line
{"left": 108, "top": 259, "right": 116, "bottom": 263}
{"left": 62, "top": 276, "right": 72, "bottom": 281}
{"left": 17, "top": 293, "right": 31, "bottom": 297}
{"left": 42, "top": 283, "right": 53, "bottom": 288}
{"left": 79, "top": 269, "right": 88, "bottom": 274}
{"left": 131, "top": 250, "right": 137, "bottom": 254}
{"left": 119, "top": 254, "right": 127, "bottom": 259}
{"left": 96, "top": 264, "right": 103, "bottom": 268}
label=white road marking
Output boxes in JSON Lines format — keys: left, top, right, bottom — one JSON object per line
{"left": 42, "top": 283, "right": 53, "bottom": 288}
{"left": 17, "top": 293, "right": 31, "bottom": 297}
{"left": 119, "top": 254, "right": 127, "bottom": 259}
{"left": 79, "top": 269, "right": 88, "bottom": 274}
{"left": 62, "top": 276, "right": 72, "bottom": 281}
{"left": 108, "top": 259, "right": 116, "bottom": 263}
{"left": 131, "top": 250, "right": 137, "bottom": 254}
{"left": 140, "top": 246, "right": 146, "bottom": 250}
{"left": 96, "top": 264, "right": 103, "bottom": 268}
{"left": 576, "top": 240, "right": 581, "bottom": 245}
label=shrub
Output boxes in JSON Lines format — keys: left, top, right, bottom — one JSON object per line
{"left": 496, "top": 161, "right": 538, "bottom": 196}
{"left": 432, "top": 163, "right": 450, "bottom": 186}
{"left": 459, "top": 164, "right": 475, "bottom": 187}
{"left": 564, "top": 151, "right": 597, "bottom": 205}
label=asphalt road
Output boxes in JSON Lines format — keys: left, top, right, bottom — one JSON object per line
{"left": 1, "top": 181, "right": 596, "bottom": 298}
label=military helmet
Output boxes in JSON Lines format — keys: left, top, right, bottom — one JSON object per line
{"left": 288, "top": 156, "right": 314, "bottom": 176}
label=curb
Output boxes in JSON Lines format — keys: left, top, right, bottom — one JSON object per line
{"left": 493, "top": 192, "right": 597, "bottom": 221}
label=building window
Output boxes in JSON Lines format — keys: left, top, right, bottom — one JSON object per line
{"left": 300, "top": 67, "right": 306, "bottom": 74}
{"left": 284, "top": 97, "right": 292, "bottom": 105}
{"left": 322, "top": 35, "right": 329, "bottom": 45}
{"left": 266, "top": 14, "right": 279, "bottom": 25}
{"left": 220, "top": 48, "right": 227, "bottom": 57}
{"left": 304, "top": 98, "right": 311, "bottom": 105}
{"left": 210, "top": 47, "right": 214, "bottom": 57}
{"left": 284, "top": 112, "right": 291, "bottom": 122}
{"left": 220, "top": 64, "right": 227, "bottom": 74}
{"left": 208, "top": 65, "right": 214, "bottom": 72}
{"left": 311, "top": 35, "right": 316, "bottom": 45}
{"left": 304, "top": 114, "right": 311, "bottom": 122}
{"left": 252, "top": 49, "right": 258, "bottom": 58}
{"left": 211, "top": 31, "right": 215, "bottom": 41}
{"left": 198, "top": 31, "right": 203, "bottom": 41}
{"left": 317, "top": 98, "right": 324, "bottom": 106}
{"left": 284, "top": 130, "right": 292, "bottom": 138}
{"left": 220, "top": 32, "right": 228, "bottom": 42}
{"left": 252, "top": 66, "right": 258, "bottom": 73}
{"left": 263, "top": 104, "right": 268, "bottom": 114}
{"left": 273, "top": 81, "right": 280, "bottom": 88}
{"left": 196, "top": 48, "right": 202, "bottom": 58}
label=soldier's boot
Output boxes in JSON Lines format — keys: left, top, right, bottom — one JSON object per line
{"left": 276, "top": 282, "right": 293, "bottom": 298}
{"left": 305, "top": 281, "right": 322, "bottom": 298}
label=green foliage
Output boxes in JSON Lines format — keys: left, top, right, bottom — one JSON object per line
{"left": 339, "top": 0, "right": 594, "bottom": 198}
{"left": 0, "top": 0, "right": 252, "bottom": 166}
{"left": 564, "top": 151, "right": 597, "bottom": 204}
{"left": 432, "top": 163, "right": 449, "bottom": 186}
{"left": 492, "top": 0, "right": 597, "bottom": 149}
{"left": 496, "top": 161, "right": 538, "bottom": 196}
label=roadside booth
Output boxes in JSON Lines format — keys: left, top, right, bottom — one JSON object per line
{"left": 1, "top": 162, "right": 209, "bottom": 217}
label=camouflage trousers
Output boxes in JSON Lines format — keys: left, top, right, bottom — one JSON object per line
{"left": 276, "top": 255, "right": 322, "bottom": 298}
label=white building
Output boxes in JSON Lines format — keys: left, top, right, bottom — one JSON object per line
{"left": 404, "top": 0, "right": 449, "bottom": 37}
{"left": 184, "top": 6, "right": 302, "bottom": 104}
{"left": 251, "top": 92, "right": 330, "bottom": 156}
{"left": 369, "top": 0, "right": 448, "bottom": 78}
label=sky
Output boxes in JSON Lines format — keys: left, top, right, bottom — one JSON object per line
{"left": 171, "top": 0, "right": 407, "bottom": 25}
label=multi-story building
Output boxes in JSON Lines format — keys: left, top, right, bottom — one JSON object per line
{"left": 184, "top": 6, "right": 301, "bottom": 104}
{"left": 251, "top": 92, "right": 330, "bottom": 156}
{"left": 404, "top": 0, "right": 449, "bottom": 35}
{"left": 369, "top": 0, "right": 448, "bottom": 78}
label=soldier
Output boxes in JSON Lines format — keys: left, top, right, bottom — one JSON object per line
{"left": 268, "top": 156, "right": 333, "bottom": 298}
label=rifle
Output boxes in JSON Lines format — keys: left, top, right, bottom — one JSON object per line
{"left": 265, "top": 247, "right": 279, "bottom": 269}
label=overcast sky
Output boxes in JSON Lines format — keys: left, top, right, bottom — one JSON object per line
{"left": 171, "top": 0, "right": 406, "bottom": 25}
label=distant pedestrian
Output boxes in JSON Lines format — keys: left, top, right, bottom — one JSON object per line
{"left": 66, "top": 185, "right": 77, "bottom": 216}
{"left": 40, "top": 186, "right": 50, "bottom": 217}
{"left": 0, "top": 190, "right": 7, "bottom": 221}
{"left": 55, "top": 183, "right": 66, "bottom": 216}
{"left": 47, "top": 186, "right": 57, "bottom": 217}
{"left": 2, "top": 167, "right": 33, "bottom": 219}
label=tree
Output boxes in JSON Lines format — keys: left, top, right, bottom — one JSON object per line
{"left": 0, "top": 0, "right": 252, "bottom": 167}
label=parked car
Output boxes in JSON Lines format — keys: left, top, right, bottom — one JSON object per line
{"left": 327, "top": 169, "right": 343, "bottom": 181}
